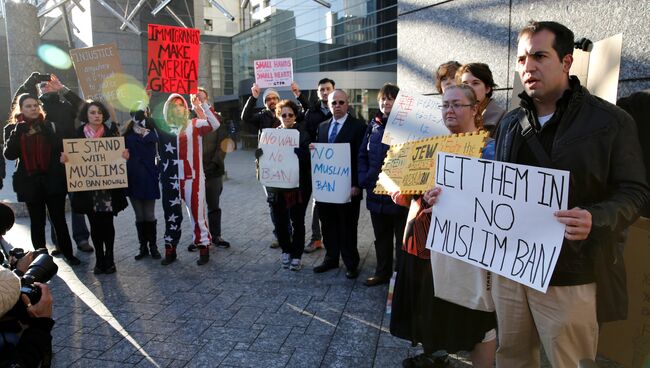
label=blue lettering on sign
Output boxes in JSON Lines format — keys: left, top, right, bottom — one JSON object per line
{"left": 311, "top": 146, "right": 335, "bottom": 160}
{"left": 313, "top": 163, "right": 350, "bottom": 176}
{"left": 316, "top": 180, "right": 336, "bottom": 192}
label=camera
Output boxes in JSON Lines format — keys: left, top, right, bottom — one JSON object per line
{"left": 20, "top": 254, "right": 58, "bottom": 305}
{"left": 34, "top": 73, "right": 52, "bottom": 83}
{"left": 9, "top": 247, "right": 48, "bottom": 261}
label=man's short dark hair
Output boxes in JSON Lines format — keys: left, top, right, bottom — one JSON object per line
{"left": 317, "top": 78, "right": 335, "bottom": 87}
{"left": 378, "top": 83, "right": 400, "bottom": 101}
{"left": 518, "top": 21, "right": 575, "bottom": 61}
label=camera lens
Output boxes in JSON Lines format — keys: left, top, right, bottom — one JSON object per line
{"left": 23, "top": 254, "right": 58, "bottom": 285}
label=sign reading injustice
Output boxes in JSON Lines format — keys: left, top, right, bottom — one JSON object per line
{"left": 146, "top": 24, "right": 200, "bottom": 94}
{"left": 69, "top": 43, "right": 124, "bottom": 103}
{"left": 258, "top": 128, "right": 300, "bottom": 188}
{"left": 426, "top": 152, "right": 569, "bottom": 292}
{"left": 375, "top": 132, "right": 488, "bottom": 195}
{"left": 63, "top": 137, "right": 128, "bottom": 192}
{"left": 311, "top": 143, "right": 351, "bottom": 203}
{"left": 254, "top": 58, "right": 293, "bottom": 88}
{"left": 382, "top": 92, "right": 448, "bottom": 145}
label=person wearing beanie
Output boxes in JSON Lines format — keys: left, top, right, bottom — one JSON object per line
{"left": 156, "top": 93, "right": 220, "bottom": 266}
{"left": 0, "top": 267, "right": 20, "bottom": 317}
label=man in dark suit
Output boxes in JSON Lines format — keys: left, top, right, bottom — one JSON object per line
{"left": 313, "top": 89, "right": 366, "bottom": 278}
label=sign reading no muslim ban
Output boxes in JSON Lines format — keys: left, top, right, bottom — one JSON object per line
{"left": 63, "top": 137, "right": 128, "bottom": 192}
{"left": 311, "top": 143, "right": 351, "bottom": 204}
{"left": 146, "top": 24, "right": 200, "bottom": 94}
{"left": 426, "top": 152, "right": 569, "bottom": 292}
{"left": 254, "top": 58, "right": 294, "bottom": 88}
{"left": 258, "top": 128, "right": 300, "bottom": 189}
{"left": 69, "top": 43, "right": 124, "bottom": 103}
{"left": 375, "top": 131, "right": 489, "bottom": 195}
{"left": 381, "top": 92, "right": 449, "bottom": 146}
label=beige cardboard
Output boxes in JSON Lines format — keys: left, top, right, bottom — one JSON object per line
{"left": 63, "top": 137, "right": 128, "bottom": 192}
{"left": 69, "top": 43, "right": 124, "bottom": 105}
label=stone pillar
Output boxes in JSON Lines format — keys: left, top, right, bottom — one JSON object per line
{"left": 4, "top": 1, "right": 42, "bottom": 96}
{"left": 198, "top": 43, "right": 214, "bottom": 98}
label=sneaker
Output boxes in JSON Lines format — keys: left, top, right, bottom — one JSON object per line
{"left": 187, "top": 243, "right": 198, "bottom": 252}
{"left": 77, "top": 241, "right": 94, "bottom": 253}
{"left": 213, "top": 237, "right": 231, "bottom": 248}
{"left": 402, "top": 352, "right": 449, "bottom": 368}
{"left": 304, "top": 239, "right": 323, "bottom": 253}
{"left": 270, "top": 241, "right": 280, "bottom": 249}
{"left": 65, "top": 256, "right": 81, "bottom": 266}
{"left": 281, "top": 253, "right": 290, "bottom": 268}
{"left": 50, "top": 247, "right": 61, "bottom": 256}
{"left": 289, "top": 258, "right": 302, "bottom": 271}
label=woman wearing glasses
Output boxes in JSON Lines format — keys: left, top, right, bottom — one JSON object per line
{"left": 256, "top": 99, "right": 312, "bottom": 271}
{"left": 390, "top": 82, "right": 497, "bottom": 368}
{"left": 456, "top": 63, "right": 505, "bottom": 136}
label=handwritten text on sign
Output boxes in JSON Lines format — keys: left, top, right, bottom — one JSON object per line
{"left": 375, "top": 132, "right": 488, "bottom": 195}
{"left": 69, "top": 43, "right": 124, "bottom": 103}
{"left": 426, "top": 153, "right": 569, "bottom": 292}
{"left": 381, "top": 93, "right": 448, "bottom": 145}
{"left": 258, "top": 129, "right": 299, "bottom": 188}
{"left": 63, "top": 137, "right": 128, "bottom": 192}
{"left": 311, "top": 143, "right": 351, "bottom": 203}
{"left": 254, "top": 58, "right": 293, "bottom": 88}
{"left": 146, "top": 24, "right": 200, "bottom": 94}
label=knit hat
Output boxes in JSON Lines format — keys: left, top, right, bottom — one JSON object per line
{"left": 0, "top": 267, "right": 20, "bottom": 316}
{"left": 262, "top": 88, "right": 280, "bottom": 103}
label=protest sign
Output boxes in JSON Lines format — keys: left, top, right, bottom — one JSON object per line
{"left": 69, "top": 43, "right": 124, "bottom": 103}
{"left": 381, "top": 92, "right": 448, "bottom": 145}
{"left": 258, "top": 128, "right": 300, "bottom": 188}
{"left": 311, "top": 143, "right": 351, "bottom": 203}
{"left": 254, "top": 58, "right": 293, "bottom": 88}
{"left": 375, "top": 131, "right": 489, "bottom": 195}
{"left": 63, "top": 137, "right": 128, "bottom": 192}
{"left": 146, "top": 24, "right": 200, "bottom": 94}
{"left": 426, "top": 152, "right": 569, "bottom": 292}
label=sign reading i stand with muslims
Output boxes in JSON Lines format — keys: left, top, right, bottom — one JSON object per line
{"left": 146, "top": 24, "right": 200, "bottom": 94}
{"left": 257, "top": 128, "right": 300, "bottom": 189}
{"left": 426, "top": 152, "right": 569, "bottom": 293}
{"left": 381, "top": 92, "right": 449, "bottom": 145}
{"left": 311, "top": 143, "right": 351, "bottom": 203}
{"left": 63, "top": 137, "right": 128, "bottom": 192}
{"left": 254, "top": 58, "right": 294, "bottom": 88}
{"left": 69, "top": 43, "right": 124, "bottom": 103}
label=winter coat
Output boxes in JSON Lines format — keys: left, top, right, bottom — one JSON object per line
{"left": 124, "top": 118, "right": 160, "bottom": 200}
{"left": 241, "top": 96, "right": 280, "bottom": 133}
{"left": 202, "top": 121, "right": 230, "bottom": 179}
{"left": 303, "top": 98, "right": 332, "bottom": 142}
{"left": 358, "top": 114, "right": 408, "bottom": 215}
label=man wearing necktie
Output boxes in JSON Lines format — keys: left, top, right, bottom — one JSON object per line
{"left": 313, "top": 89, "right": 366, "bottom": 279}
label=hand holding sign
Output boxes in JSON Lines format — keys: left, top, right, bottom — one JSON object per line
{"left": 555, "top": 208, "right": 592, "bottom": 240}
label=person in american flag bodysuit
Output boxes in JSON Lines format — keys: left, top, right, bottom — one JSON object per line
{"left": 157, "top": 93, "right": 220, "bottom": 266}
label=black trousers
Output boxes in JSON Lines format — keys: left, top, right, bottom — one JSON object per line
{"left": 271, "top": 193, "right": 309, "bottom": 259}
{"left": 318, "top": 197, "right": 361, "bottom": 270}
{"left": 87, "top": 212, "right": 115, "bottom": 268}
{"left": 205, "top": 176, "right": 223, "bottom": 238}
{"left": 370, "top": 211, "right": 407, "bottom": 279}
{"left": 26, "top": 195, "right": 73, "bottom": 258}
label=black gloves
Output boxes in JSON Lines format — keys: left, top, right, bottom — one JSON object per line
{"left": 255, "top": 148, "right": 264, "bottom": 159}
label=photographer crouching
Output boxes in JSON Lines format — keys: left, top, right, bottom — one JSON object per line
{"left": 0, "top": 203, "right": 57, "bottom": 368}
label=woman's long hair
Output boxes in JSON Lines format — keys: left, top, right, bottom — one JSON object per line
{"left": 8, "top": 93, "right": 44, "bottom": 124}
{"left": 77, "top": 100, "right": 110, "bottom": 125}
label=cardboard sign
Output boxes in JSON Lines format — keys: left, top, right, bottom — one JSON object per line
{"left": 258, "top": 128, "right": 299, "bottom": 188}
{"left": 63, "top": 137, "right": 128, "bottom": 192}
{"left": 69, "top": 43, "right": 124, "bottom": 103}
{"left": 381, "top": 92, "right": 449, "bottom": 145}
{"left": 254, "top": 58, "right": 293, "bottom": 88}
{"left": 311, "top": 143, "right": 351, "bottom": 203}
{"left": 426, "top": 153, "right": 569, "bottom": 292}
{"left": 146, "top": 24, "right": 200, "bottom": 94}
{"left": 375, "top": 132, "right": 489, "bottom": 195}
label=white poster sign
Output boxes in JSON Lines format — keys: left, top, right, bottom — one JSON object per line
{"left": 311, "top": 143, "right": 351, "bottom": 203}
{"left": 254, "top": 58, "right": 294, "bottom": 88}
{"left": 426, "top": 152, "right": 569, "bottom": 292}
{"left": 258, "top": 128, "right": 300, "bottom": 189}
{"left": 381, "top": 92, "right": 449, "bottom": 145}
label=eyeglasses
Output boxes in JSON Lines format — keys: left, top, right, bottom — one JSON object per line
{"left": 441, "top": 103, "right": 472, "bottom": 111}
{"left": 281, "top": 113, "right": 295, "bottom": 118}
{"left": 330, "top": 100, "right": 346, "bottom": 106}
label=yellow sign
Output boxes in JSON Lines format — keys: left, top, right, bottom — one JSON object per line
{"left": 374, "top": 131, "right": 489, "bottom": 195}
{"left": 63, "top": 137, "right": 128, "bottom": 192}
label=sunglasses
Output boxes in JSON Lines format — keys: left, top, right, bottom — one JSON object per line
{"left": 281, "top": 113, "right": 295, "bottom": 118}
{"left": 330, "top": 100, "right": 346, "bottom": 106}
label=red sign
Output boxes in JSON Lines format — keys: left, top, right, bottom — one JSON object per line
{"left": 146, "top": 24, "right": 200, "bottom": 94}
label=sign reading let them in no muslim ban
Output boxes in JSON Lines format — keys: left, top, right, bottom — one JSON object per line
{"left": 254, "top": 58, "right": 294, "bottom": 88}
{"left": 69, "top": 43, "right": 124, "bottom": 103}
{"left": 381, "top": 92, "right": 449, "bottom": 146}
{"left": 258, "top": 128, "right": 300, "bottom": 189}
{"left": 146, "top": 24, "right": 200, "bottom": 94}
{"left": 426, "top": 152, "right": 569, "bottom": 293}
{"left": 311, "top": 143, "right": 351, "bottom": 204}
{"left": 63, "top": 137, "right": 128, "bottom": 192}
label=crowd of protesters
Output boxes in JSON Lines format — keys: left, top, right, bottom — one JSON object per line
{"left": 1, "top": 19, "right": 649, "bottom": 368}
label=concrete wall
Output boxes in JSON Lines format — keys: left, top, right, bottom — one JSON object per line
{"left": 397, "top": 0, "right": 650, "bottom": 108}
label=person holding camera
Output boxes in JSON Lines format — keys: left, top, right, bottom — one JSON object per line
{"left": 3, "top": 94, "right": 81, "bottom": 266}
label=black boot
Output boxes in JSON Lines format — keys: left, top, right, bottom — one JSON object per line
{"left": 134, "top": 222, "right": 149, "bottom": 260}
{"left": 94, "top": 242, "right": 105, "bottom": 274}
{"left": 161, "top": 244, "right": 177, "bottom": 265}
{"left": 146, "top": 221, "right": 161, "bottom": 259}
{"left": 197, "top": 245, "right": 209, "bottom": 265}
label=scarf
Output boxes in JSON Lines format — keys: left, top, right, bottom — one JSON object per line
{"left": 17, "top": 113, "right": 51, "bottom": 175}
{"left": 83, "top": 123, "right": 105, "bottom": 138}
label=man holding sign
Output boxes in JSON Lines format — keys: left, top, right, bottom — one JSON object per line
{"left": 425, "top": 21, "right": 648, "bottom": 367}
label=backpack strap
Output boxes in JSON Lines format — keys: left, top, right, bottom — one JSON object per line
{"left": 517, "top": 109, "right": 553, "bottom": 167}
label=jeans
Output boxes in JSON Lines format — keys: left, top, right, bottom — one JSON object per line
{"left": 129, "top": 198, "right": 156, "bottom": 222}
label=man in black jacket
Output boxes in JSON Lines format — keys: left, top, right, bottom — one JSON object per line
{"left": 312, "top": 89, "right": 366, "bottom": 279}
{"left": 490, "top": 21, "right": 648, "bottom": 367}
